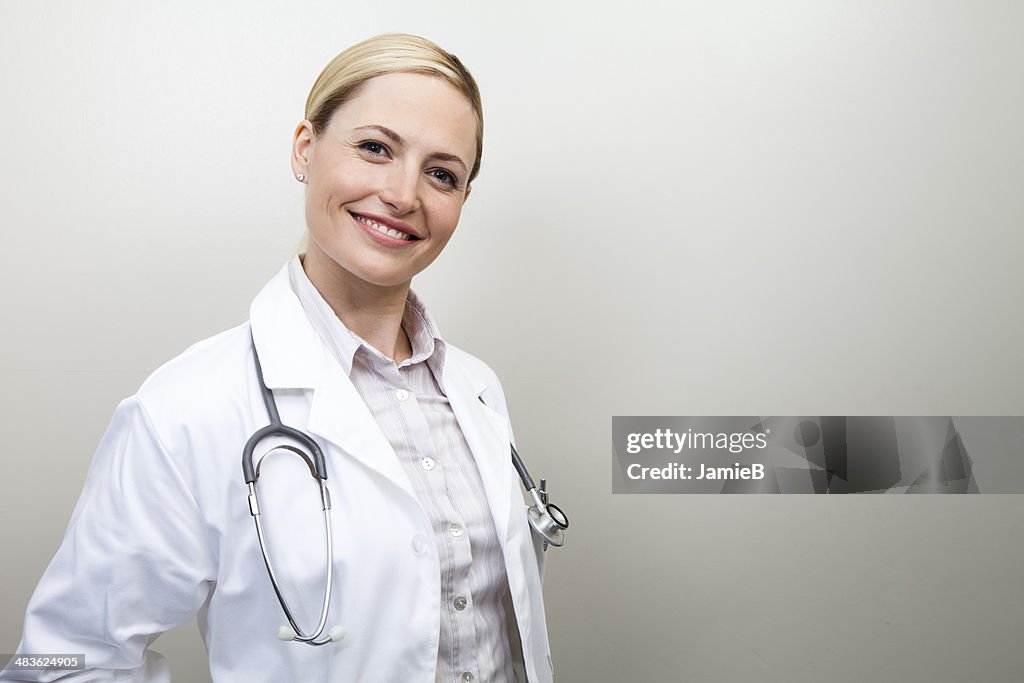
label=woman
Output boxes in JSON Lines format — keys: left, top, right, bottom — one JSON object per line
{"left": 5, "top": 34, "right": 554, "bottom": 683}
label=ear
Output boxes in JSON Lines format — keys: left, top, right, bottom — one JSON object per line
{"left": 290, "top": 120, "right": 315, "bottom": 180}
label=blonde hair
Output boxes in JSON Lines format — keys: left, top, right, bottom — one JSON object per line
{"left": 305, "top": 33, "right": 484, "bottom": 184}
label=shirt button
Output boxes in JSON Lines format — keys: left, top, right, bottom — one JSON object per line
{"left": 448, "top": 522, "right": 464, "bottom": 538}
{"left": 420, "top": 457, "right": 435, "bottom": 471}
{"left": 411, "top": 535, "right": 428, "bottom": 556}
{"left": 453, "top": 595, "right": 468, "bottom": 611}
{"left": 395, "top": 389, "right": 410, "bottom": 401}
{"left": 461, "top": 673, "right": 474, "bottom": 682}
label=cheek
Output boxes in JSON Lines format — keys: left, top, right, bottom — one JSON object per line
{"left": 430, "top": 198, "right": 465, "bottom": 235}
{"left": 315, "top": 163, "right": 378, "bottom": 205}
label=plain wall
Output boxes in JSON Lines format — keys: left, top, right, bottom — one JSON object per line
{"left": 2, "top": 1, "right": 1022, "bottom": 681}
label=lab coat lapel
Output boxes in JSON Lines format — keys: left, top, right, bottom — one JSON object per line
{"left": 444, "top": 361, "right": 513, "bottom": 544}
{"left": 305, "top": 360, "right": 413, "bottom": 495}
{"left": 249, "top": 263, "right": 414, "bottom": 499}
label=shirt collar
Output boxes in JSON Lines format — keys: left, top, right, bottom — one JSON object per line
{"left": 287, "top": 255, "right": 447, "bottom": 378}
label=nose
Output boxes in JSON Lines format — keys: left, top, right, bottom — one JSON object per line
{"left": 379, "top": 163, "right": 421, "bottom": 215}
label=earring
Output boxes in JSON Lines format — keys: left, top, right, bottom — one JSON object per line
{"left": 296, "top": 173, "right": 305, "bottom": 182}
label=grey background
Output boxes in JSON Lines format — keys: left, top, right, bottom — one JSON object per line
{"left": 2, "top": 1, "right": 1022, "bottom": 681}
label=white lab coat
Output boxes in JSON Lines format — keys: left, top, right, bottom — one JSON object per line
{"left": 6, "top": 263, "right": 553, "bottom": 683}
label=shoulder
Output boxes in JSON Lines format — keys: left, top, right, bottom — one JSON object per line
{"left": 132, "top": 321, "right": 253, "bottom": 435}
{"left": 90, "top": 322, "right": 254, "bottom": 503}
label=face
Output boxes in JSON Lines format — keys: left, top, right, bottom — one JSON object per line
{"left": 291, "top": 71, "right": 477, "bottom": 293}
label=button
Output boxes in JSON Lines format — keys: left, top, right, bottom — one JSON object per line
{"left": 395, "top": 389, "right": 410, "bottom": 401}
{"left": 461, "top": 673, "right": 474, "bottom": 682}
{"left": 420, "top": 457, "right": 435, "bottom": 471}
{"left": 448, "top": 522, "right": 464, "bottom": 538}
{"left": 411, "top": 535, "right": 428, "bottom": 556}
{"left": 453, "top": 595, "right": 467, "bottom": 611}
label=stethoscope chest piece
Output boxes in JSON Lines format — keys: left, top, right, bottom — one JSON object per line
{"left": 527, "top": 503, "right": 568, "bottom": 547}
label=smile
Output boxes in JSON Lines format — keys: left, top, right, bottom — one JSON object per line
{"left": 351, "top": 213, "right": 419, "bottom": 241}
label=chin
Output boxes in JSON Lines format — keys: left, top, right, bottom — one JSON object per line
{"left": 347, "top": 263, "right": 418, "bottom": 289}
{"left": 350, "top": 254, "right": 439, "bottom": 289}
{"left": 362, "top": 273, "right": 414, "bottom": 288}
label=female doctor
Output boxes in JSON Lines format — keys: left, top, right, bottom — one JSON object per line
{"left": 5, "top": 34, "right": 555, "bottom": 683}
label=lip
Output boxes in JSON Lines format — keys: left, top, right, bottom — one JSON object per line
{"left": 348, "top": 210, "right": 422, "bottom": 240}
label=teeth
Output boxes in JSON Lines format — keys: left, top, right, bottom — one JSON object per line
{"left": 354, "top": 214, "right": 413, "bottom": 240}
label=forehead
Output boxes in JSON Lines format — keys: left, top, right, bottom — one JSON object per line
{"left": 328, "top": 72, "right": 477, "bottom": 163}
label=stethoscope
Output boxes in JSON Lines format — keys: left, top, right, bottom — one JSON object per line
{"left": 241, "top": 336, "right": 569, "bottom": 646}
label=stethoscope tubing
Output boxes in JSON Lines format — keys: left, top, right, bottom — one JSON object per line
{"left": 243, "top": 333, "right": 335, "bottom": 644}
{"left": 242, "top": 334, "right": 567, "bottom": 645}
{"left": 250, "top": 480, "right": 334, "bottom": 644}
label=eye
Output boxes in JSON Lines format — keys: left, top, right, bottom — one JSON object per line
{"left": 358, "top": 140, "right": 389, "bottom": 157}
{"left": 429, "top": 168, "right": 458, "bottom": 188}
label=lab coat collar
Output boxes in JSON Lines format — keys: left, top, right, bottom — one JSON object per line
{"left": 284, "top": 255, "right": 449, "bottom": 384}
{"left": 249, "top": 263, "right": 414, "bottom": 494}
{"left": 249, "top": 261, "right": 325, "bottom": 391}
{"left": 248, "top": 263, "right": 503, "bottom": 521}
{"left": 249, "top": 262, "right": 480, "bottom": 396}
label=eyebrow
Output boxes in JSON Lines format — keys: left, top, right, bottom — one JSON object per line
{"left": 353, "top": 124, "right": 468, "bottom": 174}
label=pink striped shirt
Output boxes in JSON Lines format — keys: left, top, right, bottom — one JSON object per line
{"left": 288, "top": 256, "right": 525, "bottom": 683}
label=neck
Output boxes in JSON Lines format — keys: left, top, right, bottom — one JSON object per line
{"left": 300, "top": 247, "right": 413, "bottom": 363}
